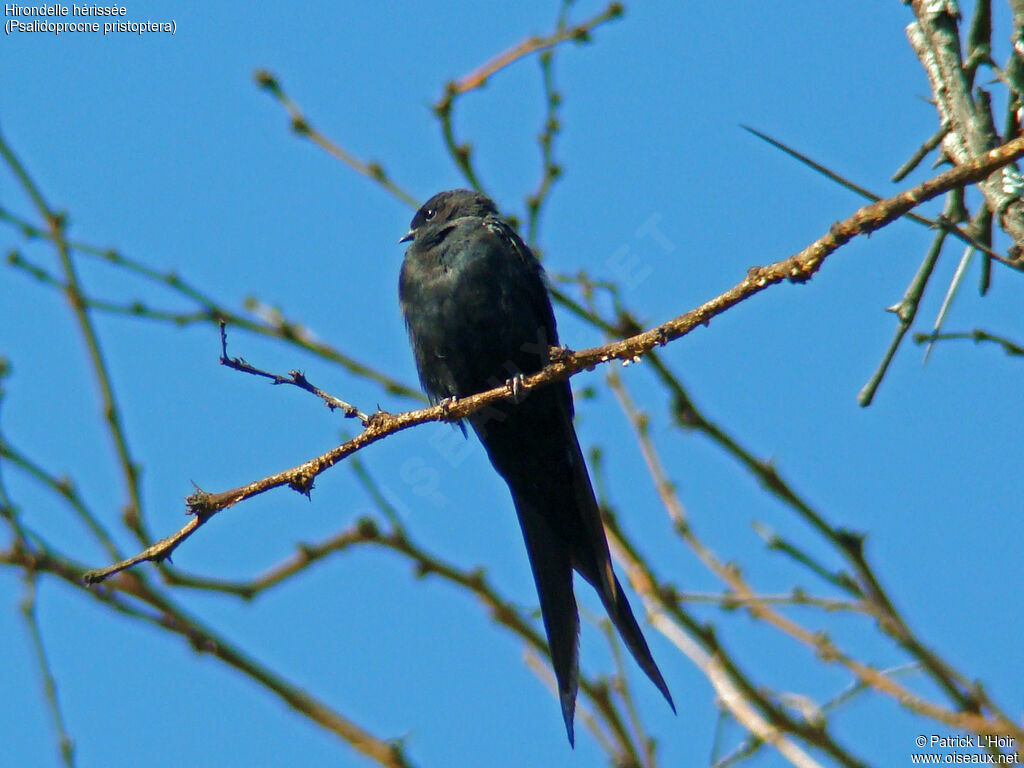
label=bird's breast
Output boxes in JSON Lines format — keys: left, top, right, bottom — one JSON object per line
{"left": 401, "top": 247, "right": 548, "bottom": 400}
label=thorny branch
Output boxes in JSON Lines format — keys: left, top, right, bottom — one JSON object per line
{"left": 81, "top": 132, "right": 1024, "bottom": 585}
{"left": 908, "top": 0, "right": 1024, "bottom": 253}
{"left": 913, "top": 327, "right": 1024, "bottom": 355}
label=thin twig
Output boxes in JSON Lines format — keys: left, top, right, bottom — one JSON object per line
{"left": 254, "top": 71, "right": 418, "bottom": 207}
{"left": 605, "top": 368, "right": 1020, "bottom": 744}
{"left": 525, "top": 0, "right": 572, "bottom": 244}
{"left": 20, "top": 576, "right": 75, "bottom": 768}
{"left": 447, "top": 3, "right": 622, "bottom": 96}
{"left": 753, "top": 522, "right": 861, "bottom": 595}
{"left": 2, "top": 546, "right": 419, "bottom": 768}
{"left": 923, "top": 221, "right": 980, "bottom": 363}
{"left": 893, "top": 126, "right": 950, "bottom": 181}
{"left": 858, "top": 224, "right": 949, "bottom": 406}
{"left": 219, "top": 322, "right": 369, "bottom": 423}
{"left": 0, "top": 128, "right": 150, "bottom": 546}
{"left": 0, "top": 440, "right": 123, "bottom": 565}
{"left": 432, "top": 2, "right": 623, "bottom": 194}
{"left": 743, "top": 125, "right": 1022, "bottom": 270}
{"left": 597, "top": 614, "right": 656, "bottom": 768}
{"left": 2, "top": 212, "right": 424, "bottom": 402}
{"left": 675, "top": 589, "right": 862, "bottom": 613}
{"left": 913, "top": 328, "right": 1024, "bottom": 356}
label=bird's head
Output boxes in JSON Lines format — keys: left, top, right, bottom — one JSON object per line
{"left": 400, "top": 189, "right": 498, "bottom": 244}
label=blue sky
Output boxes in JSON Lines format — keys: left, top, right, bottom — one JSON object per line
{"left": 1, "top": 2, "right": 1021, "bottom": 767}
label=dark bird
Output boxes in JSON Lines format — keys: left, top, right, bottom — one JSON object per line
{"left": 399, "top": 189, "right": 674, "bottom": 745}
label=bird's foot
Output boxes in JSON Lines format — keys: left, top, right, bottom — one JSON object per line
{"left": 549, "top": 344, "right": 574, "bottom": 363}
{"left": 506, "top": 373, "right": 527, "bottom": 403}
{"left": 438, "top": 396, "right": 457, "bottom": 419}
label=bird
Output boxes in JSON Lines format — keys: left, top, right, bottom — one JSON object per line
{"left": 398, "top": 189, "right": 674, "bottom": 745}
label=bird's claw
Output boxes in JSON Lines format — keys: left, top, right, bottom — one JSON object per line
{"left": 438, "top": 396, "right": 456, "bottom": 419}
{"left": 549, "top": 344, "right": 574, "bottom": 363}
{"left": 507, "top": 373, "right": 526, "bottom": 403}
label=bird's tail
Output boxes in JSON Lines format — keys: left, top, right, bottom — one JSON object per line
{"left": 485, "top": 388, "right": 673, "bottom": 744}
{"left": 515, "top": 503, "right": 580, "bottom": 745}
{"left": 575, "top": 552, "right": 676, "bottom": 713}
{"left": 567, "top": 436, "right": 676, "bottom": 714}
{"left": 511, "top": 431, "right": 675, "bottom": 748}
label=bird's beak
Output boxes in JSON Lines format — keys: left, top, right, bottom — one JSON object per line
{"left": 399, "top": 230, "right": 414, "bottom": 243}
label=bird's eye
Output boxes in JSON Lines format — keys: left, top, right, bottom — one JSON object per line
{"left": 424, "top": 208, "right": 436, "bottom": 221}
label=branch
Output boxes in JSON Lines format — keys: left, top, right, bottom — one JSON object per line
{"left": 674, "top": 589, "right": 862, "bottom": 613}
{"left": 20, "top": 575, "right": 75, "bottom": 767}
{"left": 446, "top": 3, "right": 623, "bottom": 96}
{"left": 432, "top": 2, "right": 623, "bottom": 194}
{"left": 0, "top": 127, "right": 150, "bottom": 546}
{"left": 1, "top": 210, "right": 425, "bottom": 401}
{"left": 602, "top": 301, "right": 1003, "bottom": 723}
{"left": 892, "top": 125, "right": 950, "bottom": 182}
{"left": 218, "top": 322, "right": 370, "bottom": 423}
{"left": 913, "top": 328, "right": 1024, "bottom": 356}
{"left": 857, "top": 221, "right": 949, "bottom": 406}
{"left": 254, "top": 71, "right": 418, "bottom": 207}
{"left": 0, "top": 435, "right": 123, "bottom": 565}
{"left": 743, "top": 125, "right": 1020, "bottom": 270}
{"left": 524, "top": 2, "right": 569, "bottom": 244}
{"left": 81, "top": 132, "right": 1024, "bottom": 585}
{"left": 1, "top": 546, "right": 419, "bottom": 768}
{"left": 907, "top": 2, "right": 1024, "bottom": 253}
{"left": 605, "top": 377, "right": 1020, "bottom": 750}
